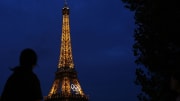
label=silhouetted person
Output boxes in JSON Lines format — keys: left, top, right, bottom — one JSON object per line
{"left": 0, "top": 48, "right": 43, "bottom": 101}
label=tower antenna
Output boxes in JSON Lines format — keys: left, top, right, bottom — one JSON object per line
{"left": 64, "top": 0, "right": 68, "bottom": 6}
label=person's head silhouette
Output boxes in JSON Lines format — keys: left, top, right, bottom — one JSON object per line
{"left": 19, "top": 48, "right": 37, "bottom": 67}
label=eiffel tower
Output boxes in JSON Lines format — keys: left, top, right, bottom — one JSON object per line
{"left": 44, "top": 1, "right": 88, "bottom": 101}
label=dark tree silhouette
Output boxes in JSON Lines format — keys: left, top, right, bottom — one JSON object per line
{"left": 121, "top": 0, "right": 180, "bottom": 101}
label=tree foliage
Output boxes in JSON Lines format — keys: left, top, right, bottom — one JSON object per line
{"left": 121, "top": 0, "right": 180, "bottom": 101}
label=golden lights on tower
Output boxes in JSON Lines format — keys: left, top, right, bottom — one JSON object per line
{"left": 58, "top": 6, "right": 74, "bottom": 68}
{"left": 44, "top": 1, "right": 88, "bottom": 101}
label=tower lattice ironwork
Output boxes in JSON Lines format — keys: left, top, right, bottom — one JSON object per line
{"left": 44, "top": 1, "right": 88, "bottom": 101}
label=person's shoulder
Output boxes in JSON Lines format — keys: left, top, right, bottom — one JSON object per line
{"left": 31, "top": 72, "right": 38, "bottom": 78}
{"left": 30, "top": 72, "right": 40, "bottom": 81}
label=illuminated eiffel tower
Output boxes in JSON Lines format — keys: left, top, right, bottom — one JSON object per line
{"left": 44, "top": 1, "right": 88, "bottom": 101}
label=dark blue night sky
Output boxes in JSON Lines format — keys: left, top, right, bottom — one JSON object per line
{"left": 0, "top": 0, "right": 139, "bottom": 101}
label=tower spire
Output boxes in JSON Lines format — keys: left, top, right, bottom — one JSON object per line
{"left": 58, "top": 0, "right": 73, "bottom": 68}
{"left": 64, "top": 0, "right": 68, "bottom": 6}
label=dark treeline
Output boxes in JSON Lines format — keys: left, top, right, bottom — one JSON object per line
{"left": 121, "top": 0, "right": 180, "bottom": 101}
